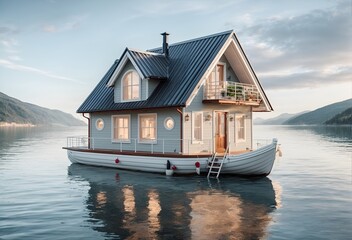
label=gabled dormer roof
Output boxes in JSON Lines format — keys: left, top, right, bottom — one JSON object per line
{"left": 77, "top": 30, "right": 273, "bottom": 113}
{"left": 107, "top": 48, "right": 168, "bottom": 87}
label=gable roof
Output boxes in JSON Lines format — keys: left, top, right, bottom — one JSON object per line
{"left": 107, "top": 48, "right": 168, "bottom": 85}
{"left": 77, "top": 30, "right": 272, "bottom": 113}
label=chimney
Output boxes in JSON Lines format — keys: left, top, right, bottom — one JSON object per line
{"left": 161, "top": 32, "right": 169, "bottom": 58}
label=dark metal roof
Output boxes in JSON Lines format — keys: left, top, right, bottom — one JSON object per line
{"left": 128, "top": 49, "right": 168, "bottom": 79}
{"left": 77, "top": 30, "right": 233, "bottom": 113}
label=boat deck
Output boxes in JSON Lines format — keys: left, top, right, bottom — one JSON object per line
{"left": 63, "top": 147, "right": 250, "bottom": 158}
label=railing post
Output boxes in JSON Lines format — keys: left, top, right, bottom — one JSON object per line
{"left": 134, "top": 139, "right": 137, "bottom": 153}
{"left": 151, "top": 142, "right": 154, "bottom": 153}
{"left": 188, "top": 139, "right": 190, "bottom": 155}
{"left": 120, "top": 141, "right": 122, "bottom": 152}
{"left": 234, "top": 82, "right": 237, "bottom": 100}
{"left": 244, "top": 87, "right": 246, "bottom": 101}
{"left": 162, "top": 139, "right": 165, "bottom": 154}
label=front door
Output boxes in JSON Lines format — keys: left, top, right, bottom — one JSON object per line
{"left": 215, "top": 112, "right": 227, "bottom": 153}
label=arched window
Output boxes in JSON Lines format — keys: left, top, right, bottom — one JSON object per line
{"left": 122, "top": 70, "right": 140, "bottom": 101}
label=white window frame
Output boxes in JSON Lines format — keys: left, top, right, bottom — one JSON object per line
{"left": 138, "top": 113, "right": 157, "bottom": 143}
{"left": 121, "top": 70, "right": 141, "bottom": 102}
{"left": 215, "top": 62, "right": 226, "bottom": 87}
{"left": 207, "top": 62, "right": 226, "bottom": 85}
{"left": 235, "top": 114, "right": 246, "bottom": 143}
{"left": 112, "top": 115, "right": 131, "bottom": 143}
{"left": 205, "top": 62, "right": 226, "bottom": 99}
{"left": 192, "top": 111, "right": 203, "bottom": 144}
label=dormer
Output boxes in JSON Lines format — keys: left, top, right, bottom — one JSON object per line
{"left": 107, "top": 48, "right": 168, "bottom": 103}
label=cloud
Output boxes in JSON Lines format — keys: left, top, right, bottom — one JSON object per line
{"left": 41, "top": 15, "right": 87, "bottom": 33}
{"left": 42, "top": 25, "right": 57, "bottom": 33}
{"left": 0, "top": 32, "right": 21, "bottom": 60}
{"left": 0, "top": 25, "right": 18, "bottom": 35}
{"left": 8, "top": 55, "right": 22, "bottom": 61}
{"left": 122, "top": 0, "right": 237, "bottom": 21}
{"left": 0, "top": 59, "right": 83, "bottom": 84}
{"left": 260, "top": 66, "right": 352, "bottom": 89}
{"left": 236, "top": 0, "right": 352, "bottom": 90}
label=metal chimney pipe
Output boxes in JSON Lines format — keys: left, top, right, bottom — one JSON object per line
{"left": 161, "top": 32, "right": 169, "bottom": 58}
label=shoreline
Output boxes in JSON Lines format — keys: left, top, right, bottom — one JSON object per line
{"left": 0, "top": 122, "right": 36, "bottom": 127}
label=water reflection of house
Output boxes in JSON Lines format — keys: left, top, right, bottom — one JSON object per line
{"left": 69, "top": 164, "right": 280, "bottom": 239}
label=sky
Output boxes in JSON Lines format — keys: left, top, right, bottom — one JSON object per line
{"left": 0, "top": 0, "right": 351, "bottom": 119}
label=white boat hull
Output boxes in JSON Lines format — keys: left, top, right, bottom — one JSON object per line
{"left": 66, "top": 139, "right": 278, "bottom": 176}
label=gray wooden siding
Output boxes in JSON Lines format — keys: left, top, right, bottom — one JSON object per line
{"left": 113, "top": 60, "right": 148, "bottom": 102}
{"left": 90, "top": 109, "right": 181, "bottom": 153}
{"left": 148, "top": 78, "right": 160, "bottom": 98}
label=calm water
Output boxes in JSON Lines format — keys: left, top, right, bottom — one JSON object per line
{"left": 0, "top": 125, "right": 351, "bottom": 239}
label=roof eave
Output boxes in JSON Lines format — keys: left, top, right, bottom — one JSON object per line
{"left": 76, "top": 104, "right": 186, "bottom": 114}
{"left": 232, "top": 33, "right": 274, "bottom": 112}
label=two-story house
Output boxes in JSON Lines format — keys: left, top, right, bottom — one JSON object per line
{"left": 65, "top": 30, "right": 278, "bottom": 177}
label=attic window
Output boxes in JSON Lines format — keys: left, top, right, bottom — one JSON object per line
{"left": 122, "top": 70, "right": 140, "bottom": 101}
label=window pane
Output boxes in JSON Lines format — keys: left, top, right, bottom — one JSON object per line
{"left": 139, "top": 114, "right": 157, "bottom": 141}
{"left": 113, "top": 116, "right": 129, "bottom": 140}
{"left": 132, "top": 72, "right": 139, "bottom": 85}
{"left": 123, "top": 86, "right": 129, "bottom": 100}
{"left": 123, "top": 71, "right": 140, "bottom": 100}
{"left": 132, "top": 85, "right": 139, "bottom": 99}
{"left": 193, "top": 112, "right": 203, "bottom": 141}
{"left": 124, "top": 72, "right": 131, "bottom": 85}
{"left": 235, "top": 115, "right": 245, "bottom": 141}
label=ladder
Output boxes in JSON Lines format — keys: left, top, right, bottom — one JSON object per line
{"left": 207, "top": 147, "right": 229, "bottom": 179}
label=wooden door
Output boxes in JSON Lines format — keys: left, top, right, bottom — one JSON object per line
{"left": 215, "top": 112, "right": 227, "bottom": 153}
{"left": 206, "top": 64, "right": 225, "bottom": 99}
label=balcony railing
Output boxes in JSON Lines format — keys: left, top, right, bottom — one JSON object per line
{"left": 204, "top": 81, "right": 261, "bottom": 104}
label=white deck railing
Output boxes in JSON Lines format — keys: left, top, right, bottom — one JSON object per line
{"left": 66, "top": 136, "right": 213, "bottom": 155}
{"left": 204, "top": 81, "right": 261, "bottom": 103}
{"left": 66, "top": 136, "right": 273, "bottom": 155}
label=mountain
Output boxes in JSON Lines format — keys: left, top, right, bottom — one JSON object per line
{"left": 325, "top": 107, "right": 352, "bottom": 125}
{"left": 254, "top": 112, "right": 307, "bottom": 125}
{"left": 0, "top": 92, "right": 86, "bottom": 126}
{"left": 284, "top": 98, "right": 352, "bottom": 125}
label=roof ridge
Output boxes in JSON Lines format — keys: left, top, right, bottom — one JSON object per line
{"left": 148, "top": 29, "right": 234, "bottom": 52}
{"left": 127, "top": 48, "right": 165, "bottom": 56}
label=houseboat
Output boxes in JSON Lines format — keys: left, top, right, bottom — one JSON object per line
{"left": 64, "top": 30, "right": 278, "bottom": 177}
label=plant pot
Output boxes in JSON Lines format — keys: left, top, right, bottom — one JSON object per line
{"left": 165, "top": 169, "right": 174, "bottom": 176}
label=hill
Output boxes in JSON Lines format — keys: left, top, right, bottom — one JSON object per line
{"left": 254, "top": 112, "right": 307, "bottom": 125}
{"left": 0, "top": 92, "right": 86, "bottom": 126}
{"left": 325, "top": 107, "right": 352, "bottom": 125}
{"left": 284, "top": 98, "right": 352, "bottom": 125}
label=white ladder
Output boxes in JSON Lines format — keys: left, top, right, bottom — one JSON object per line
{"left": 207, "top": 147, "right": 229, "bottom": 179}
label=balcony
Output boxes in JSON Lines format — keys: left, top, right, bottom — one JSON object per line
{"left": 203, "top": 81, "right": 261, "bottom": 106}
